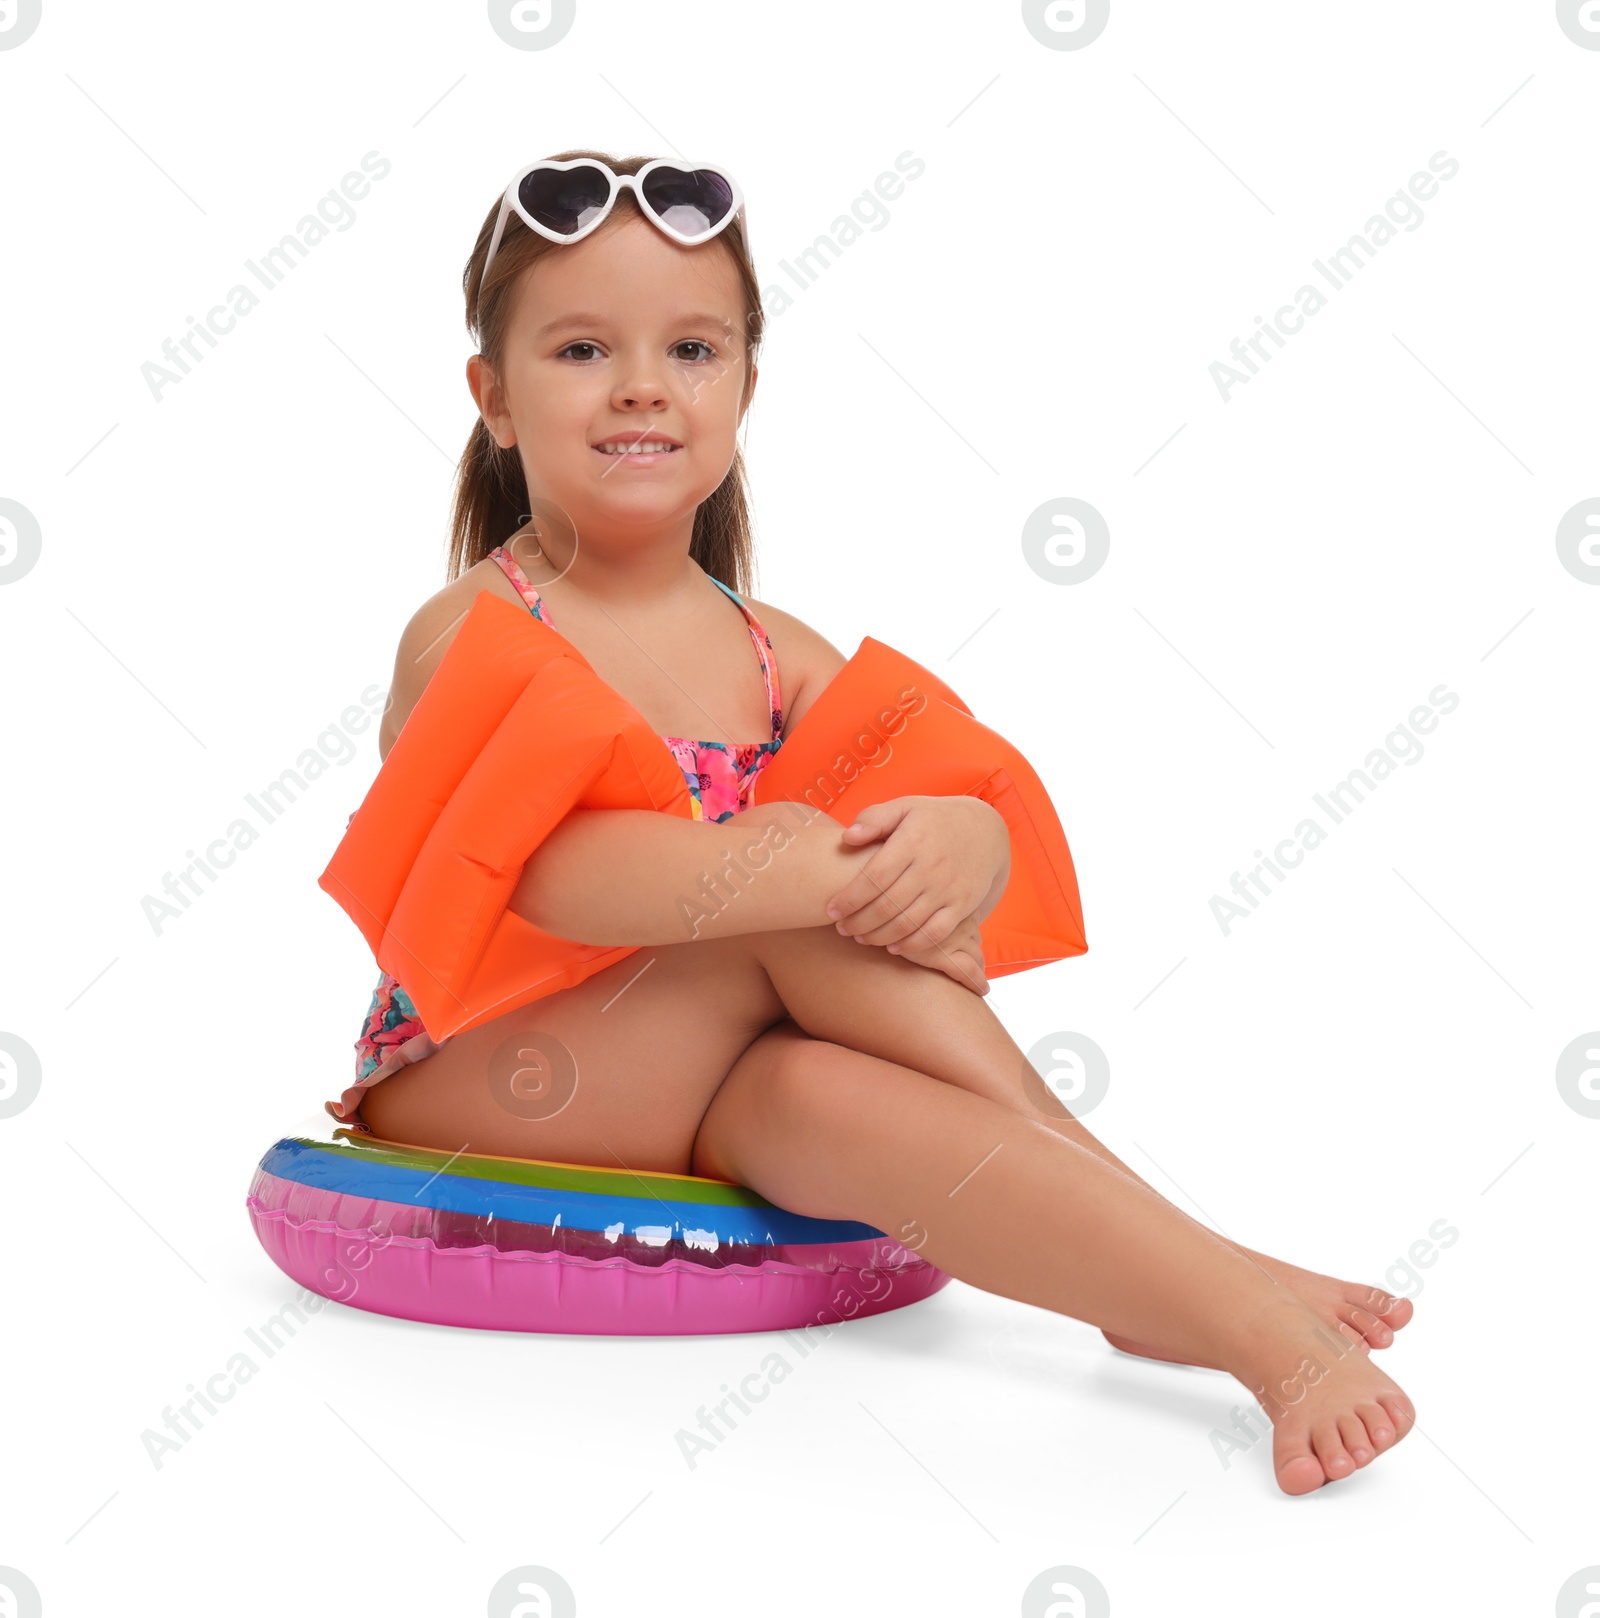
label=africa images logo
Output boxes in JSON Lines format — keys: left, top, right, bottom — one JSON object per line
{"left": 0, "top": 0, "right": 43, "bottom": 49}
{"left": 1021, "top": 0, "right": 1110, "bottom": 50}
{"left": 1556, "top": 0, "right": 1600, "bottom": 48}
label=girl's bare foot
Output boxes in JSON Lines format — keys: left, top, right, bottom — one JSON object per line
{"left": 1230, "top": 1298, "right": 1417, "bottom": 1495}
{"left": 1103, "top": 1248, "right": 1414, "bottom": 1368}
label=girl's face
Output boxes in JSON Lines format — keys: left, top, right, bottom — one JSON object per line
{"left": 470, "top": 212, "right": 756, "bottom": 551}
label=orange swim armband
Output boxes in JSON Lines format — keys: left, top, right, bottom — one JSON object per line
{"left": 319, "top": 590, "right": 1087, "bottom": 1040}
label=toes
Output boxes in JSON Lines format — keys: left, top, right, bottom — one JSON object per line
{"left": 1344, "top": 1307, "right": 1394, "bottom": 1348}
{"left": 1378, "top": 1292, "right": 1415, "bottom": 1330}
{"left": 1274, "top": 1433, "right": 1327, "bottom": 1497}
{"left": 1311, "top": 1420, "right": 1356, "bottom": 1481}
{"left": 1340, "top": 1293, "right": 1397, "bottom": 1349}
{"left": 1349, "top": 1286, "right": 1413, "bottom": 1337}
{"left": 1337, "top": 1413, "right": 1374, "bottom": 1467}
{"left": 1274, "top": 1395, "right": 1413, "bottom": 1494}
{"left": 1356, "top": 1402, "right": 1396, "bottom": 1450}
{"left": 1377, "top": 1393, "right": 1416, "bottom": 1443}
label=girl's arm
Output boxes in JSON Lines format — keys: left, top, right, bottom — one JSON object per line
{"left": 507, "top": 800, "right": 879, "bottom": 947}
{"left": 511, "top": 602, "right": 874, "bottom": 949}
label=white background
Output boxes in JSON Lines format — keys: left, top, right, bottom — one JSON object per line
{"left": 2, "top": 1, "right": 1595, "bottom": 1613}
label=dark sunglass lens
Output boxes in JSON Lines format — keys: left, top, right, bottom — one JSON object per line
{"left": 518, "top": 163, "right": 612, "bottom": 236}
{"left": 640, "top": 166, "right": 734, "bottom": 238}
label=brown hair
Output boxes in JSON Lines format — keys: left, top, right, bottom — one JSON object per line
{"left": 447, "top": 149, "right": 765, "bottom": 596}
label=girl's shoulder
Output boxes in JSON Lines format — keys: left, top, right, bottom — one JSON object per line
{"left": 738, "top": 595, "right": 850, "bottom": 740}
{"left": 377, "top": 558, "right": 525, "bottom": 763}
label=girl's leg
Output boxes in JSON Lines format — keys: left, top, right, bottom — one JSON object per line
{"left": 691, "top": 1018, "right": 1415, "bottom": 1496}
{"left": 743, "top": 924, "right": 1411, "bottom": 1355}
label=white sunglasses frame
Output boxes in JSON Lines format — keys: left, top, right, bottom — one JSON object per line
{"left": 480, "top": 157, "right": 747, "bottom": 289}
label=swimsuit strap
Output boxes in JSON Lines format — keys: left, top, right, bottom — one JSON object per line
{"left": 487, "top": 544, "right": 557, "bottom": 626}
{"left": 486, "top": 546, "right": 782, "bottom": 743}
{"left": 706, "top": 576, "right": 783, "bottom": 744}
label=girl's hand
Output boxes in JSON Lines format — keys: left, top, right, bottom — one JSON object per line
{"left": 892, "top": 911, "right": 990, "bottom": 996}
{"left": 825, "top": 795, "right": 1010, "bottom": 952}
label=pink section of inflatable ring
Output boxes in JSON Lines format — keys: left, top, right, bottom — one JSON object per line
{"left": 246, "top": 1170, "right": 951, "bottom": 1336}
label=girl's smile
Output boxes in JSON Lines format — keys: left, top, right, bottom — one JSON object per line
{"left": 589, "top": 433, "right": 685, "bottom": 471}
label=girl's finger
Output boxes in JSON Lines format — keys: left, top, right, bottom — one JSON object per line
{"left": 906, "top": 944, "right": 987, "bottom": 995}
{"left": 826, "top": 848, "right": 914, "bottom": 924}
{"left": 839, "top": 819, "right": 885, "bottom": 841}
{"left": 884, "top": 905, "right": 960, "bottom": 955}
{"left": 834, "top": 801, "right": 912, "bottom": 847}
{"left": 830, "top": 862, "right": 920, "bottom": 935}
{"left": 854, "top": 896, "right": 938, "bottom": 949}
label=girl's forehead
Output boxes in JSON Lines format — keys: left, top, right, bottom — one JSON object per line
{"left": 515, "top": 220, "right": 744, "bottom": 327}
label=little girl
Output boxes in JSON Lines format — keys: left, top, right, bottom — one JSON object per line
{"left": 332, "top": 148, "right": 1417, "bottom": 1497}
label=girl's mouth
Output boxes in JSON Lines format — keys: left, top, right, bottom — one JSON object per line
{"left": 591, "top": 443, "right": 683, "bottom": 468}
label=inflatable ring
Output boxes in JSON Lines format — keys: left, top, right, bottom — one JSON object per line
{"left": 247, "top": 1116, "right": 951, "bottom": 1335}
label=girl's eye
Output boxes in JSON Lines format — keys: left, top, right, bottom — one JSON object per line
{"left": 558, "top": 340, "right": 716, "bottom": 364}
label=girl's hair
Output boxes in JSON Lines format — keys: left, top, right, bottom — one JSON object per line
{"left": 447, "top": 148, "right": 765, "bottom": 596}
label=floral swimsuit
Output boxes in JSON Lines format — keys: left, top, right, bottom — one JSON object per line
{"left": 327, "top": 545, "right": 785, "bottom": 1127}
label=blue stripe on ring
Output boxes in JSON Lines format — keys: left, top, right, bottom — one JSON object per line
{"left": 260, "top": 1138, "right": 884, "bottom": 1247}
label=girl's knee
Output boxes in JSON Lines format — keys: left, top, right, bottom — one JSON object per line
{"left": 691, "top": 1023, "right": 856, "bottom": 1183}
{"left": 753, "top": 1024, "right": 868, "bottom": 1114}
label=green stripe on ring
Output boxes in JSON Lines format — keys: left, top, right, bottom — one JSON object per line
{"left": 295, "top": 1133, "right": 780, "bottom": 1208}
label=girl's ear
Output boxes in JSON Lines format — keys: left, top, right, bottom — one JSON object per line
{"left": 467, "top": 353, "right": 515, "bottom": 448}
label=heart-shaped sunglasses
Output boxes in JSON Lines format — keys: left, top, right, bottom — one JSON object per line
{"left": 480, "top": 157, "right": 746, "bottom": 288}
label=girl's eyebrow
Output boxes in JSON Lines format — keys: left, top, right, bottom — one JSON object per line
{"left": 534, "top": 310, "right": 734, "bottom": 340}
